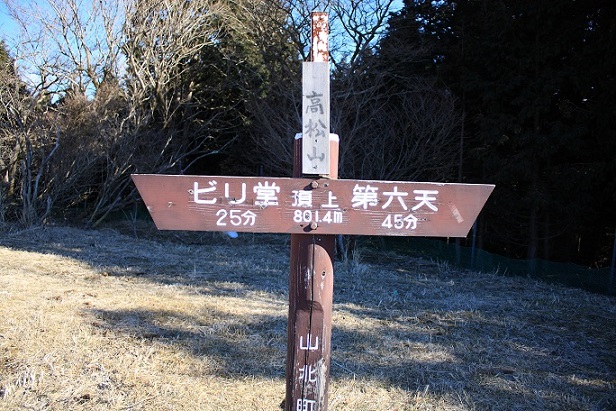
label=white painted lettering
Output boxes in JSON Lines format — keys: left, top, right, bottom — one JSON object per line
{"left": 225, "top": 183, "right": 247, "bottom": 205}
{"left": 382, "top": 186, "right": 409, "bottom": 210}
{"left": 381, "top": 213, "right": 418, "bottom": 230}
{"left": 216, "top": 209, "right": 227, "bottom": 226}
{"left": 321, "top": 191, "right": 339, "bottom": 209}
{"left": 299, "top": 334, "right": 319, "bottom": 351}
{"left": 299, "top": 364, "right": 318, "bottom": 384}
{"left": 351, "top": 184, "right": 379, "bottom": 209}
{"left": 293, "top": 210, "right": 343, "bottom": 225}
{"left": 297, "top": 399, "right": 316, "bottom": 411}
{"left": 412, "top": 190, "right": 439, "bottom": 211}
{"left": 292, "top": 190, "right": 313, "bottom": 207}
{"left": 193, "top": 181, "right": 218, "bottom": 204}
{"left": 241, "top": 210, "right": 257, "bottom": 226}
{"left": 215, "top": 209, "right": 257, "bottom": 227}
{"left": 254, "top": 182, "right": 281, "bottom": 206}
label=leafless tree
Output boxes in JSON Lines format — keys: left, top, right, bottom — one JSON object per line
{"left": 0, "top": 37, "right": 58, "bottom": 224}
{"left": 2, "top": 0, "right": 125, "bottom": 99}
{"left": 333, "top": 74, "right": 461, "bottom": 182}
{"left": 122, "top": 0, "right": 230, "bottom": 129}
{"left": 0, "top": 0, "right": 128, "bottom": 224}
{"left": 1, "top": 0, "right": 458, "bottom": 227}
{"left": 241, "top": 0, "right": 459, "bottom": 182}
{"left": 1, "top": 0, "right": 240, "bottom": 225}
{"left": 235, "top": 0, "right": 401, "bottom": 176}
{"left": 329, "top": 0, "right": 397, "bottom": 70}
{"left": 275, "top": 0, "right": 399, "bottom": 69}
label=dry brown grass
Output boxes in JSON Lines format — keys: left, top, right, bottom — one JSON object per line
{"left": 0, "top": 224, "right": 614, "bottom": 410}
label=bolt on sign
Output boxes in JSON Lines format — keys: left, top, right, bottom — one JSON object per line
{"left": 132, "top": 11, "right": 493, "bottom": 411}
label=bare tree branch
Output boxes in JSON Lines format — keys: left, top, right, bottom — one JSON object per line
{"left": 3, "top": 0, "right": 125, "bottom": 99}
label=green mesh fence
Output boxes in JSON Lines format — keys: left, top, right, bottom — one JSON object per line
{"left": 375, "top": 237, "right": 615, "bottom": 296}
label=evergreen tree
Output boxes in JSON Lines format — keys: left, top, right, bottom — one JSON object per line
{"left": 326, "top": 4, "right": 461, "bottom": 183}
{"left": 387, "top": 0, "right": 615, "bottom": 266}
{"left": 0, "top": 41, "right": 10, "bottom": 70}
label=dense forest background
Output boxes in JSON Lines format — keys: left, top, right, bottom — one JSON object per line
{"left": 0, "top": 0, "right": 614, "bottom": 269}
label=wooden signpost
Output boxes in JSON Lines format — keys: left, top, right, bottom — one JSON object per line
{"left": 132, "top": 12, "right": 494, "bottom": 411}
{"left": 131, "top": 175, "right": 493, "bottom": 238}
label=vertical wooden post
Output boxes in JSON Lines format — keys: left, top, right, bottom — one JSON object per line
{"left": 286, "top": 12, "right": 337, "bottom": 411}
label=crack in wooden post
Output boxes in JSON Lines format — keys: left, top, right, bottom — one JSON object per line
{"left": 287, "top": 16, "right": 335, "bottom": 406}
{"left": 287, "top": 133, "right": 338, "bottom": 410}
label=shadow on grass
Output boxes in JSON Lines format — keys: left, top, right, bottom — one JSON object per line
{"left": 86, "top": 300, "right": 616, "bottom": 411}
{"left": 88, "top": 307, "right": 288, "bottom": 379}
{"left": 2, "top": 226, "right": 615, "bottom": 410}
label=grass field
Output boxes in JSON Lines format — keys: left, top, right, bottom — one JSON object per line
{"left": 0, "top": 224, "right": 614, "bottom": 410}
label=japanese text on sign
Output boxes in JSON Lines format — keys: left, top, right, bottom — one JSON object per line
{"left": 133, "top": 174, "right": 493, "bottom": 236}
{"left": 189, "top": 179, "right": 439, "bottom": 232}
{"left": 302, "top": 62, "right": 330, "bottom": 175}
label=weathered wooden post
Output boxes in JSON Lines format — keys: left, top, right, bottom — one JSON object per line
{"left": 286, "top": 12, "right": 336, "bottom": 411}
{"left": 131, "top": 11, "right": 494, "bottom": 411}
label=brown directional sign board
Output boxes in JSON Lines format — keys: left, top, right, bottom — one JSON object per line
{"left": 132, "top": 175, "right": 494, "bottom": 237}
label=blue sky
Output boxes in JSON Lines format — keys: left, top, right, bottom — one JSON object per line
{"left": 1, "top": 1, "right": 404, "bottom": 99}
{"left": 1, "top": 1, "right": 405, "bottom": 48}
{"left": 0, "top": 2, "right": 17, "bottom": 44}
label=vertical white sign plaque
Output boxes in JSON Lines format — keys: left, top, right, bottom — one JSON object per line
{"left": 302, "top": 62, "right": 330, "bottom": 176}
